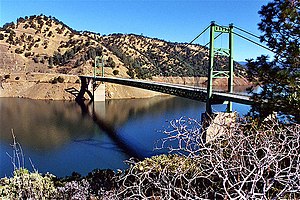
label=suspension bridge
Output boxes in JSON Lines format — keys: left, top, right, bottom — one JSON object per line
{"left": 76, "top": 21, "right": 272, "bottom": 114}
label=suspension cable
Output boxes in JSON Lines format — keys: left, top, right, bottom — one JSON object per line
{"left": 183, "top": 24, "right": 210, "bottom": 49}
{"left": 233, "top": 32, "right": 275, "bottom": 53}
{"left": 173, "top": 24, "right": 210, "bottom": 66}
{"left": 160, "top": 24, "right": 211, "bottom": 78}
{"left": 233, "top": 25, "right": 261, "bottom": 40}
{"left": 204, "top": 32, "right": 222, "bottom": 47}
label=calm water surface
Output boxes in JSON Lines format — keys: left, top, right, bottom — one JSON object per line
{"left": 0, "top": 96, "right": 250, "bottom": 177}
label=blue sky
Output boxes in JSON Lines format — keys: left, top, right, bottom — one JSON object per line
{"left": 0, "top": 0, "right": 273, "bottom": 61}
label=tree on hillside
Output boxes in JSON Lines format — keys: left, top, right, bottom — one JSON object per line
{"left": 247, "top": 0, "right": 300, "bottom": 122}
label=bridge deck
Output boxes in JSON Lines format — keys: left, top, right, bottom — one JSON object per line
{"left": 79, "top": 75, "right": 254, "bottom": 105}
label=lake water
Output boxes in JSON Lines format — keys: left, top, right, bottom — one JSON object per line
{"left": 0, "top": 96, "right": 250, "bottom": 177}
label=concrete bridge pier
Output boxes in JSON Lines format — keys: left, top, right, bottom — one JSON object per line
{"left": 93, "top": 83, "right": 105, "bottom": 101}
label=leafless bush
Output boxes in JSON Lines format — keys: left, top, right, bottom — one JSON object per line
{"left": 6, "top": 129, "right": 25, "bottom": 171}
{"left": 114, "top": 116, "right": 300, "bottom": 199}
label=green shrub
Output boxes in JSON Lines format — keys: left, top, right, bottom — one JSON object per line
{"left": 4, "top": 74, "right": 10, "bottom": 79}
{"left": 24, "top": 52, "right": 31, "bottom": 57}
{"left": 57, "top": 76, "right": 64, "bottom": 83}
{"left": 15, "top": 48, "right": 23, "bottom": 54}
{"left": 126, "top": 69, "right": 135, "bottom": 79}
{"left": 51, "top": 78, "right": 57, "bottom": 84}
{"left": 0, "top": 169, "right": 57, "bottom": 199}
{"left": 33, "top": 57, "right": 39, "bottom": 63}
{"left": 113, "top": 69, "right": 119, "bottom": 75}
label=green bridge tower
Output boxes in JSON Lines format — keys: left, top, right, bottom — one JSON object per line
{"left": 206, "top": 21, "right": 234, "bottom": 114}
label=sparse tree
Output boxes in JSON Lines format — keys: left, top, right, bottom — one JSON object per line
{"left": 247, "top": 0, "right": 300, "bottom": 122}
{"left": 17, "top": 17, "right": 25, "bottom": 24}
{"left": 74, "top": 59, "right": 81, "bottom": 68}
{"left": 47, "top": 31, "right": 53, "bottom": 37}
{"left": 15, "top": 48, "right": 22, "bottom": 54}
{"left": 33, "top": 57, "right": 39, "bottom": 63}
{"left": 24, "top": 52, "right": 31, "bottom": 57}
{"left": 127, "top": 68, "right": 135, "bottom": 79}
{"left": 48, "top": 57, "right": 54, "bottom": 68}
{"left": 105, "top": 57, "right": 116, "bottom": 68}
{"left": 113, "top": 69, "right": 119, "bottom": 75}
{"left": 23, "top": 23, "right": 29, "bottom": 29}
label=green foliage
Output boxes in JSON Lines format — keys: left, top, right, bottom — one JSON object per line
{"left": 50, "top": 45, "right": 102, "bottom": 68}
{"left": 0, "top": 169, "right": 57, "bottom": 199}
{"left": 48, "top": 57, "right": 53, "bottom": 68}
{"left": 126, "top": 68, "right": 135, "bottom": 79}
{"left": 105, "top": 57, "right": 116, "bottom": 68}
{"left": 56, "top": 27, "right": 63, "bottom": 34}
{"left": 0, "top": 170, "right": 93, "bottom": 199}
{"left": 15, "top": 48, "right": 23, "bottom": 54}
{"left": 24, "top": 52, "right": 31, "bottom": 57}
{"left": 134, "top": 154, "right": 199, "bottom": 174}
{"left": 51, "top": 78, "right": 57, "bottom": 84}
{"left": 33, "top": 56, "right": 39, "bottom": 63}
{"left": 74, "top": 59, "right": 81, "bottom": 68}
{"left": 116, "top": 154, "right": 205, "bottom": 199}
{"left": 113, "top": 69, "right": 119, "bottom": 75}
{"left": 4, "top": 74, "right": 10, "bottom": 79}
{"left": 103, "top": 34, "right": 244, "bottom": 78}
{"left": 17, "top": 17, "right": 25, "bottom": 24}
{"left": 57, "top": 76, "right": 64, "bottom": 83}
{"left": 85, "top": 169, "right": 116, "bottom": 196}
{"left": 135, "top": 67, "right": 152, "bottom": 79}
{"left": 1, "top": 22, "right": 15, "bottom": 30}
{"left": 246, "top": 0, "right": 300, "bottom": 122}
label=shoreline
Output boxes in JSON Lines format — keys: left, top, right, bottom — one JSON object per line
{"left": 0, "top": 72, "right": 252, "bottom": 101}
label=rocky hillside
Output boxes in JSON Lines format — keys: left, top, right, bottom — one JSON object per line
{"left": 0, "top": 14, "right": 246, "bottom": 79}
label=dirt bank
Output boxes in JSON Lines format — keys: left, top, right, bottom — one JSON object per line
{"left": 152, "top": 76, "right": 250, "bottom": 86}
{"left": 0, "top": 73, "right": 79, "bottom": 100}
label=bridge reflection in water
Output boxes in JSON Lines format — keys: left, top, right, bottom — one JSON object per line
{"left": 0, "top": 96, "right": 240, "bottom": 177}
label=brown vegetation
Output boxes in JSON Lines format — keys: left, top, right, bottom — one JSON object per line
{"left": 0, "top": 14, "right": 247, "bottom": 78}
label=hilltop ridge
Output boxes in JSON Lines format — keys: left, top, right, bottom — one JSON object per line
{"left": 0, "top": 14, "right": 246, "bottom": 78}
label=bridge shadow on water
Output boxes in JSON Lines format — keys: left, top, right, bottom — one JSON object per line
{"left": 76, "top": 99, "right": 144, "bottom": 160}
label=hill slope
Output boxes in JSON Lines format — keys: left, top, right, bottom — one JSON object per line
{"left": 0, "top": 14, "right": 245, "bottom": 79}
{"left": 0, "top": 15, "right": 250, "bottom": 100}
